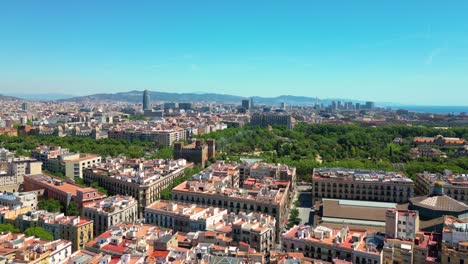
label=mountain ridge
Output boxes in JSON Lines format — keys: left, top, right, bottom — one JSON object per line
{"left": 59, "top": 90, "right": 355, "bottom": 106}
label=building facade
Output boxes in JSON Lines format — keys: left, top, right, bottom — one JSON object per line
{"left": 171, "top": 172, "right": 291, "bottom": 239}
{"left": 312, "top": 168, "right": 414, "bottom": 203}
{"left": 83, "top": 158, "right": 188, "bottom": 213}
{"left": 250, "top": 113, "right": 295, "bottom": 129}
{"left": 3, "top": 210, "right": 93, "bottom": 251}
{"left": 145, "top": 200, "right": 227, "bottom": 232}
{"left": 24, "top": 174, "right": 105, "bottom": 209}
{"left": 0, "top": 157, "right": 42, "bottom": 192}
{"left": 415, "top": 171, "right": 468, "bottom": 204}
{"left": 83, "top": 195, "right": 138, "bottom": 236}
{"left": 32, "top": 145, "right": 101, "bottom": 179}
{"left": 0, "top": 191, "right": 38, "bottom": 210}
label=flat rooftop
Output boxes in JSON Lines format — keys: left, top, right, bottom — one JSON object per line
{"left": 313, "top": 168, "right": 413, "bottom": 183}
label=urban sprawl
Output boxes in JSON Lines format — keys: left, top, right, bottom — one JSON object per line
{"left": 0, "top": 91, "right": 468, "bottom": 264}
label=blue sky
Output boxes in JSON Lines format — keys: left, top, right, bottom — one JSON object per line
{"left": 1, "top": 1, "right": 468, "bottom": 105}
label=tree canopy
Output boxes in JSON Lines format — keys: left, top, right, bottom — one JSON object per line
{"left": 38, "top": 199, "right": 63, "bottom": 213}
{"left": 199, "top": 124, "right": 468, "bottom": 181}
{"left": 66, "top": 201, "right": 80, "bottom": 216}
{"left": 0, "top": 223, "right": 20, "bottom": 233}
{"left": 24, "top": 227, "right": 54, "bottom": 240}
{"left": 0, "top": 135, "right": 156, "bottom": 158}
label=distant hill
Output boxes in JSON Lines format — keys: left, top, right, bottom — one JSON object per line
{"left": 5, "top": 93, "right": 74, "bottom": 101}
{"left": 0, "top": 94, "right": 23, "bottom": 101}
{"left": 62, "top": 90, "right": 330, "bottom": 106}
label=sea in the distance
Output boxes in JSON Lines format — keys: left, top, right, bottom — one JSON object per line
{"left": 396, "top": 105, "right": 468, "bottom": 114}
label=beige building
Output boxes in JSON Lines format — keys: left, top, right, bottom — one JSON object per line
{"left": 239, "top": 162, "right": 296, "bottom": 190}
{"left": 415, "top": 171, "right": 468, "bottom": 204}
{"left": 3, "top": 210, "right": 93, "bottom": 251}
{"left": 221, "top": 211, "right": 276, "bottom": 256}
{"left": 382, "top": 238, "right": 414, "bottom": 264}
{"left": 281, "top": 225, "right": 377, "bottom": 263}
{"left": 171, "top": 170, "right": 291, "bottom": 239}
{"left": 0, "top": 233, "right": 72, "bottom": 264}
{"left": 83, "top": 195, "right": 138, "bottom": 236}
{"left": 382, "top": 232, "right": 439, "bottom": 264}
{"left": 442, "top": 216, "right": 468, "bottom": 264}
{"left": 83, "top": 158, "right": 188, "bottom": 214}
{"left": 0, "top": 191, "right": 38, "bottom": 210}
{"left": 61, "top": 153, "right": 102, "bottom": 178}
{"left": 144, "top": 200, "right": 227, "bottom": 232}
{"left": 31, "top": 145, "right": 101, "bottom": 178}
{"left": 385, "top": 209, "right": 419, "bottom": 241}
{"left": 108, "top": 128, "right": 186, "bottom": 147}
{"left": 0, "top": 157, "right": 42, "bottom": 192}
{"left": 312, "top": 168, "right": 414, "bottom": 203}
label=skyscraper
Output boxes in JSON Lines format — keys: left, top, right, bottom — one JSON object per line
{"left": 143, "top": 90, "right": 150, "bottom": 110}
{"left": 241, "top": 99, "right": 250, "bottom": 109}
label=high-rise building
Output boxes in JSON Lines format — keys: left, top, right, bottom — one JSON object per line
{"left": 143, "top": 90, "right": 151, "bottom": 111}
{"left": 241, "top": 99, "right": 250, "bottom": 109}
{"left": 365, "top": 101, "right": 375, "bottom": 110}
{"left": 178, "top": 102, "right": 192, "bottom": 110}
{"left": 250, "top": 97, "right": 254, "bottom": 108}
{"left": 21, "top": 102, "right": 29, "bottom": 111}
{"left": 250, "top": 113, "right": 295, "bottom": 129}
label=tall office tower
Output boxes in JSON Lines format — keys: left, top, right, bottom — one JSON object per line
{"left": 242, "top": 99, "right": 250, "bottom": 109}
{"left": 143, "top": 90, "right": 151, "bottom": 111}
{"left": 250, "top": 97, "right": 254, "bottom": 109}
{"left": 21, "top": 102, "right": 29, "bottom": 111}
{"left": 365, "top": 101, "right": 375, "bottom": 110}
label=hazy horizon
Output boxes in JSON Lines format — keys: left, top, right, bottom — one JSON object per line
{"left": 1, "top": 1, "right": 468, "bottom": 105}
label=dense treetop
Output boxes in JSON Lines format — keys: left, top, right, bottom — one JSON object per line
{"left": 199, "top": 124, "right": 468, "bottom": 181}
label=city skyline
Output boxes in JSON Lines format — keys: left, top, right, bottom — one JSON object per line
{"left": 1, "top": 1, "right": 468, "bottom": 105}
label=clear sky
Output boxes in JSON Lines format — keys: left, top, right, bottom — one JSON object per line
{"left": 1, "top": 1, "right": 468, "bottom": 105}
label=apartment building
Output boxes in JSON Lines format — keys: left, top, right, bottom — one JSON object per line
{"left": 250, "top": 113, "right": 295, "bottom": 129}
{"left": 442, "top": 216, "right": 468, "bottom": 264}
{"left": 83, "top": 158, "right": 188, "bottom": 213}
{"left": 281, "top": 225, "right": 379, "bottom": 263}
{"left": 208, "top": 161, "right": 241, "bottom": 188}
{"left": 0, "top": 191, "right": 37, "bottom": 210}
{"left": 382, "top": 232, "right": 440, "bottom": 264}
{"left": 218, "top": 211, "right": 276, "bottom": 256}
{"left": 144, "top": 200, "right": 227, "bottom": 233}
{"left": 0, "top": 233, "right": 72, "bottom": 264}
{"left": 108, "top": 127, "right": 185, "bottom": 147}
{"left": 24, "top": 174, "right": 105, "bottom": 209}
{"left": 85, "top": 224, "right": 172, "bottom": 257}
{"left": 385, "top": 209, "right": 420, "bottom": 241}
{"left": 144, "top": 200, "right": 276, "bottom": 255}
{"left": 171, "top": 170, "right": 291, "bottom": 239}
{"left": 0, "top": 157, "right": 42, "bottom": 192}
{"left": 312, "top": 168, "right": 414, "bottom": 203}
{"left": 3, "top": 210, "right": 93, "bottom": 251}
{"left": 32, "top": 145, "right": 101, "bottom": 178}
{"left": 239, "top": 162, "right": 296, "bottom": 190}
{"left": 415, "top": 171, "right": 468, "bottom": 204}
{"left": 83, "top": 195, "right": 138, "bottom": 236}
